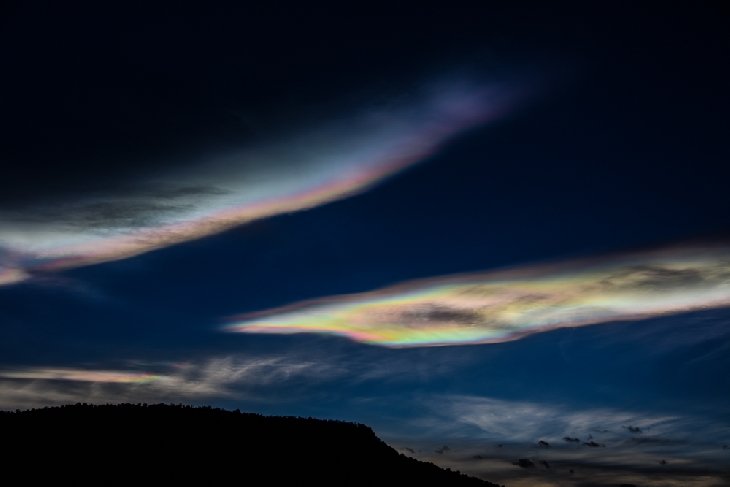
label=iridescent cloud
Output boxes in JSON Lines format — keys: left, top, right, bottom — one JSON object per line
{"left": 225, "top": 244, "right": 730, "bottom": 347}
{"left": 0, "top": 266, "right": 27, "bottom": 286}
{"left": 0, "top": 81, "right": 513, "bottom": 284}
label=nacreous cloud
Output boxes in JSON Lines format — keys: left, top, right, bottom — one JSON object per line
{"left": 225, "top": 244, "right": 730, "bottom": 347}
{"left": 0, "top": 80, "right": 513, "bottom": 285}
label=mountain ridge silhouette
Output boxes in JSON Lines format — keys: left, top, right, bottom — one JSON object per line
{"left": 1, "top": 403, "right": 499, "bottom": 486}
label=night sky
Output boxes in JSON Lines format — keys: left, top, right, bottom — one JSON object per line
{"left": 1, "top": 3, "right": 729, "bottom": 486}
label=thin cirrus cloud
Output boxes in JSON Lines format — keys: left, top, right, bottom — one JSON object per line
{"left": 397, "top": 394, "right": 730, "bottom": 487}
{"left": 0, "top": 79, "right": 515, "bottom": 286}
{"left": 0, "top": 349, "right": 478, "bottom": 410}
{"left": 225, "top": 244, "right": 730, "bottom": 347}
{"left": 0, "top": 368, "right": 161, "bottom": 384}
{"left": 0, "top": 356, "right": 345, "bottom": 410}
{"left": 427, "top": 395, "right": 688, "bottom": 442}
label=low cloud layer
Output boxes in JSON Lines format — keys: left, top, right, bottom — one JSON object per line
{"left": 0, "top": 346, "right": 476, "bottom": 411}
{"left": 0, "top": 356, "right": 344, "bottom": 410}
{"left": 392, "top": 394, "right": 730, "bottom": 487}
{"left": 226, "top": 244, "right": 730, "bottom": 347}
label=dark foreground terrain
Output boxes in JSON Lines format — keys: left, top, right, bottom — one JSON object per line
{"left": 0, "top": 404, "right": 498, "bottom": 486}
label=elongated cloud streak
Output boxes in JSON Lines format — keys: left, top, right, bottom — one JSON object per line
{"left": 226, "top": 244, "right": 730, "bottom": 347}
{"left": 0, "top": 356, "right": 345, "bottom": 409}
{"left": 0, "top": 368, "right": 161, "bottom": 384}
{"left": 0, "top": 81, "right": 512, "bottom": 284}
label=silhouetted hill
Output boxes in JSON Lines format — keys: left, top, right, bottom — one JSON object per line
{"left": 0, "top": 404, "right": 499, "bottom": 486}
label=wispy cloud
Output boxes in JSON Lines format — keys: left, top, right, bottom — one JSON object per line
{"left": 226, "top": 244, "right": 730, "bottom": 347}
{"left": 0, "top": 355, "right": 344, "bottom": 410}
{"left": 390, "top": 394, "right": 730, "bottom": 487}
{"left": 432, "top": 395, "right": 695, "bottom": 443}
{"left": 0, "top": 343, "right": 484, "bottom": 411}
{"left": 0, "top": 368, "right": 160, "bottom": 384}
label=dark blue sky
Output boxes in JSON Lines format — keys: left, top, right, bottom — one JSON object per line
{"left": 1, "top": 3, "right": 729, "bottom": 485}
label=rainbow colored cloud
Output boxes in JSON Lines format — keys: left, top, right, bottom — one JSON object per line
{"left": 225, "top": 244, "right": 730, "bottom": 347}
{"left": 0, "top": 81, "right": 512, "bottom": 285}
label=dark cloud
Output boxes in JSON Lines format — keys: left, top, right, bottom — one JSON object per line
{"left": 399, "top": 304, "right": 483, "bottom": 325}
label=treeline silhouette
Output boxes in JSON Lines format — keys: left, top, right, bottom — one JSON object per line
{"left": 1, "top": 404, "right": 498, "bottom": 486}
